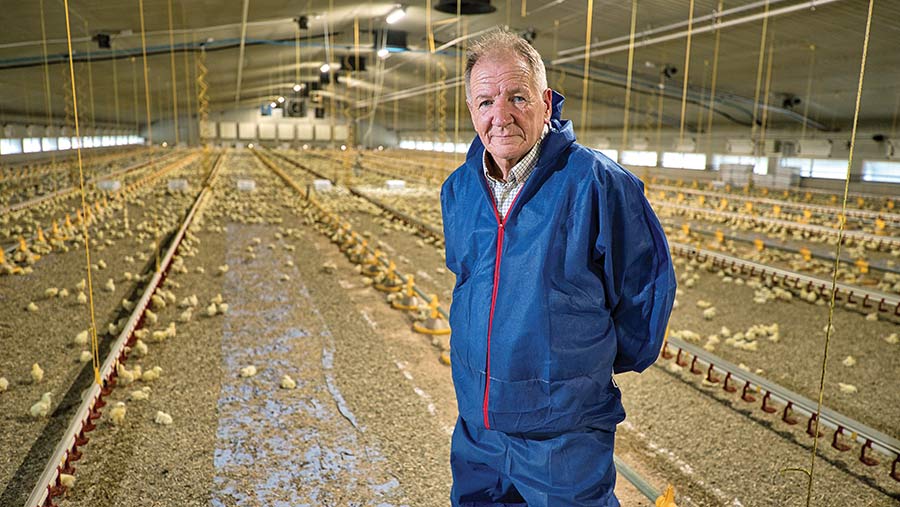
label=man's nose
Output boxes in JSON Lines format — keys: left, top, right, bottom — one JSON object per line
{"left": 489, "top": 102, "right": 514, "bottom": 127}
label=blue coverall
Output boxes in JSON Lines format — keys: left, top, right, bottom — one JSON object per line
{"left": 440, "top": 91, "right": 676, "bottom": 506}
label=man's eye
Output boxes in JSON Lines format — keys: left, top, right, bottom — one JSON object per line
{"left": 479, "top": 100, "right": 493, "bottom": 108}
{"left": 512, "top": 96, "right": 526, "bottom": 103}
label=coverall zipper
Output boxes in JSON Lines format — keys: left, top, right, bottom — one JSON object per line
{"left": 483, "top": 184, "right": 525, "bottom": 430}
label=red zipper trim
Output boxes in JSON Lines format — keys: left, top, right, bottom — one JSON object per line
{"left": 482, "top": 182, "right": 526, "bottom": 430}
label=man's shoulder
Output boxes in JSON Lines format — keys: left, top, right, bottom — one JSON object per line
{"left": 561, "top": 142, "right": 639, "bottom": 187}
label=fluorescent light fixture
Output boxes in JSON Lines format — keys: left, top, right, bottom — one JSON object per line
{"left": 386, "top": 6, "right": 406, "bottom": 24}
{"left": 293, "top": 83, "right": 302, "bottom": 92}
{"left": 270, "top": 101, "right": 277, "bottom": 108}
{"left": 377, "top": 47, "right": 390, "bottom": 59}
{"left": 340, "top": 144, "right": 347, "bottom": 151}
{"left": 277, "top": 96, "right": 285, "bottom": 103}
{"left": 161, "top": 141, "right": 168, "bottom": 147}
{"left": 320, "top": 63, "right": 331, "bottom": 73}
{"left": 248, "top": 143, "right": 254, "bottom": 148}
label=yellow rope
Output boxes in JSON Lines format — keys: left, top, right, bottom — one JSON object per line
{"left": 803, "top": 2, "right": 874, "bottom": 505}
{"left": 39, "top": 0, "right": 55, "bottom": 167}
{"left": 749, "top": 0, "right": 770, "bottom": 144}
{"left": 758, "top": 32, "right": 775, "bottom": 157}
{"left": 705, "top": 0, "right": 723, "bottom": 153}
{"left": 620, "top": 0, "right": 638, "bottom": 152}
{"left": 579, "top": 0, "right": 594, "bottom": 140}
{"left": 167, "top": 0, "right": 179, "bottom": 145}
{"left": 62, "top": 0, "right": 102, "bottom": 386}
{"left": 677, "top": 0, "right": 695, "bottom": 146}
{"left": 800, "top": 44, "right": 816, "bottom": 140}
{"left": 139, "top": 0, "right": 153, "bottom": 145}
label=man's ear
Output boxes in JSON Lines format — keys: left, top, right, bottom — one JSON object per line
{"left": 542, "top": 88, "right": 552, "bottom": 123}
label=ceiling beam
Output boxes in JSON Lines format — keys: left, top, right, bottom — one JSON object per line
{"left": 234, "top": 0, "right": 251, "bottom": 105}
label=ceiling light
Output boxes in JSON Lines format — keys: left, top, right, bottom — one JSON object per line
{"left": 340, "top": 144, "right": 347, "bottom": 151}
{"left": 248, "top": 143, "right": 254, "bottom": 148}
{"left": 386, "top": 6, "right": 407, "bottom": 24}
{"left": 377, "top": 47, "right": 390, "bottom": 59}
{"left": 320, "top": 63, "right": 331, "bottom": 73}
{"left": 270, "top": 101, "right": 277, "bottom": 108}
{"left": 293, "top": 83, "right": 302, "bottom": 92}
{"left": 277, "top": 96, "right": 285, "bottom": 103}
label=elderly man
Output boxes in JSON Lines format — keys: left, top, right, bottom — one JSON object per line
{"left": 440, "top": 29, "right": 676, "bottom": 506}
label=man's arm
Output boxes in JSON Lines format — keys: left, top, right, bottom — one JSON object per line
{"left": 593, "top": 168, "right": 677, "bottom": 374}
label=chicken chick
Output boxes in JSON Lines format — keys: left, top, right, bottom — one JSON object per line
{"left": 217, "top": 303, "right": 229, "bottom": 314}
{"left": 31, "top": 363, "right": 44, "bottom": 383}
{"left": 206, "top": 303, "right": 218, "bottom": 317}
{"left": 239, "top": 365, "right": 257, "bottom": 378}
{"left": 838, "top": 382, "right": 858, "bottom": 394}
{"left": 0, "top": 377, "right": 9, "bottom": 392}
{"left": 74, "top": 330, "right": 89, "bottom": 346}
{"left": 29, "top": 392, "right": 52, "bottom": 418}
{"left": 116, "top": 363, "right": 135, "bottom": 385}
{"left": 141, "top": 366, "right": 163, "bottom": 382}
{"left": 103, "top": 278, "right": 116, "bottom": 292}
{"left": 59, "top": 473, "right": 75, "bottom": 489}
{"left": 178, "top": 308, "right": 193, "bottom": 323}
{"left": 79, "top": 351, "right": 93, "bottom": 363}
{"left": 129, "top": 386, "right": 152, "bottom": 401}
{"left": 132, "top": 339, "right": 148, "bottom": 358}
{"left": 45, "top": 287, "right": 59, "bottom": 298}
{"left": 217, "top": 264, "right": 229, "bottom": 275}
{"left": 109, "top": 402, "right": 127, "bottom": 425}
{"left": 77, "top": 292, "right": 87, "bottom": 304}
{"left": 26, "top": 302, "right": 39, "bottom": 312}
{"left": 280, "top": 375, "right": 297, "bottom": 390}
{"left": 154, "top": 411, "right": 173, "bottom": 425}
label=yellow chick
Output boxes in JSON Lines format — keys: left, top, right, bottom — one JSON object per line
{"left": 109, "top": 402, "right": 126, "bottom": 425}
{"left": 280, "top": 375, "right": 297, "bottom": 390}
{"left": 45, "top": 287, "right": 59, "bottom": 298}
{"left": 75, "top": 279, "right": 86, "bottom": 291}
{"left": 116, "top": 363, "right": 135, "bottom": 385}
{"left": 217, "top": 264, "right": 229, "bottom": 275}
{"left": 838, "top": 382, "right": 858, "bottom": 394}
{"left": 31, "top": 363, "right": 44, "bottom": 383}
{"left": 26, "top": 302, "right": 39, "bottom": 312}
{"left": 144, "top": 309, "right": 158, "bottom": 325}
{"left": 0, "top": 377, "right": 9, "bottom": 392}
{"left": 841, "top": 356, "right": 857, "bottom": 367}
{"left": 141, "top": 366, "right": 163, "bottom": 382}
{"left": 217, "top": 303, "right": 229, "bottom": 314}
{"left": 77, "top": 292, "right": 87, "bottom": 304}
{"left": 211, "top": 293, "right": 224, "bottom": 305}
{"left": 74, "top": 330, "right": 88, "bottom": 346}
{"left": 154, "top": 411, "right": 173, "bottom": 425}
{"left": 179, "top": 308, "right": 193, "bottom": 323}
{"left": 79, "top": 351, "right": 93, "bottom": 363}
{"left": 129, "top": 386, "right": 151, "bottom": 401}
{"left": 103, "top": 278, "right": 116, "bottom": 292}
{"left": 59, "top": 473, "right": 75, "bottom": 489}
{"left": 206, "top": 303, "right": 218, "bottom": 317}
{"left": 166, "top": 322, "right": 177, "bottom": 338}
{"left": 239, "top": 365, "right": 257, "bottom": 378}
{"left": 29, "top": 392, "right": 52, "bottom": 418}
{"left": 150, "top": 294, "right": 166, "bottom": 310}
{"left": 58, "top": 288, "right": 69, "bottom": 298}
{"left": 132, "top": 339, "right": 148, "bottom": 358}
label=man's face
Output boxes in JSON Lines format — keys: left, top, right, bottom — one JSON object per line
{"left": 467, "top": 52, "right": 552, "bottom": 168}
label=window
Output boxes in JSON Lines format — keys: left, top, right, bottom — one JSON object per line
{"left": 92, "top": 136, "right": 102, "bottom": 147}
{"left": 598, "top": 149, "right": 618, "bottom": 162}
{"left": 712, "top": 154, "right": 768, "bottom": 175}
{"left": 41, "top": 138, "right": 58, "bottom": 151}
{"left": 116, "top": 136, "right": 128, "bottom": 146}
{"left": 620, "top": 150, "right": 658, "bottom": 167}
{"left": 23, "top": 138, "right": 43, "bottom": 153}
{"left": 780, "top": 157, "right": 813, "bottom": 174}
{"left": 456, "top": 143, "right": 468, "bottom": 153}
{"left": 58, "top": 137, "right": 72, "bottom": 150}
{"left": 806, "top": 159, "right": 849, "bottom": 180}
{"left": 102, "top": 136, "right": 115, "bottom": 147}
{"left": 1, "top": 138, "right": 23, "bottom": 155}
{"left": 662, "top": 152, "right": 707, "bottom": 170}
{"left": 415, "top": 141, "right": 433, "bottom": 151}
{"left": 862, "top": 161, "right": 900, "bottom": 183}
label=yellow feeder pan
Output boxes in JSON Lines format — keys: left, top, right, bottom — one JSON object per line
{"left": 439, "top": 351, "right": 451, "bottom": 366}
{"left": 361, "top": 263, "right": 383, "bottom": 277}
{"left": 392, "top": 276, "right": 421, "bottom": 310}
{"left": 412, "top": 295, "right": 451, "bottom": 335}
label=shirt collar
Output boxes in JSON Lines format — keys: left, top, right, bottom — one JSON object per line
{"left": 482, "top": 124, "right": 549, "bottom": 184}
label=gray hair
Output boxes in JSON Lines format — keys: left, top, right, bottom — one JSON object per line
{"left": 464, "top": 28, "right": 548, "bottom": 101}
